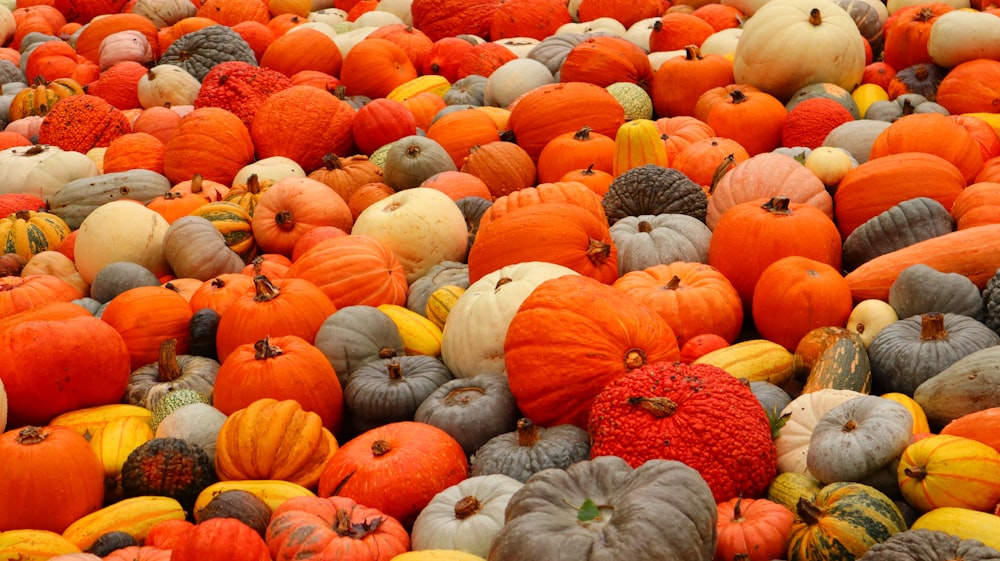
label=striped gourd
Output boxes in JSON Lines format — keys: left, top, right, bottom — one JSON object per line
{"left": 612, "top": 118, "right": 668, "bottom": 176}
{"left": 897, "top": 434, "right": 1000, "bottom": 512}
{"left": 766, "top": 471, "right": 823, "bottom": 514}
{"left": 189, "top": 201, "right": 256, "bottom": 262}
{"left": 800, "top": 335, "right": 871, "bottom": 394}
{"left": 787, "top": 482, "right": 907, "bottom": 561}
{"left": 910, "top": 507, "right": 1000, "bottom": 550}
{"left": 62, "top": 495, "right": 186, "bottom": 551}
{"left": 693, "top": 338, "right": 796, "bottom": 386}
{"left": 0, "top": 210, "right": 70, "bottom": 260}
{"left": 425, "top": 284, "right": 465, "bottom": 330}
{"left": 0, "top": 529, "right": 81, "bottom": 559}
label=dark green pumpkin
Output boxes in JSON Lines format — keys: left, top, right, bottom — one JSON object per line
{"left": 787, "top": 481, "right": 907, "bottom": 561}
{"left": 602, "top": 164, "right": 708, "bottom": 225}
{"left": 120, "top": 437, "right": 217, "bottom": 511}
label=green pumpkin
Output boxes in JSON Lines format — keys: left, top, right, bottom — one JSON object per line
{"left": 788, "top": 481, "right": 907, "bottom": 561}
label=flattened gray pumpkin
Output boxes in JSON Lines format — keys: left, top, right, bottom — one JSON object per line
{"left": 470, "top": 418, "right": 590, "bottom": 483}
{"left": 344, "top": 355, "right": 453, "bottom": 434}
{"left": 888, "top": 264, "right": 982, "bottom": 320}
{"left": 601, "top": 164, "right": 708, "bottom": 225}
{"left": 487, "top": 455, "right": 718, "bottom": 561}
{"left": 609, "top": 213, "right": 711, "bottom": 273}
{"left": 414, "top": 373, "right": 519, "bottom": 457}
{"left": 914, "top": 345, "right": 1000, "bottom": 429}
{"left": 842, "top": 197, "right": 954, "bottom": 272}
{"left": 126, "top": 338, "right": 220, "bottom": 411}
{"left": 313, "top": 305, "right": 406, "bottom": 388}
{"left": 158, "top": 25, "right": 257, "bottom": 81}
{"left": 857, "top": 528, "right": 1000, "bottom": 561}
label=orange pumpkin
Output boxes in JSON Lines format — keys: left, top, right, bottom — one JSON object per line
{"left": 671, "top": 136, "right": 750, "bottom": 189}
{"left": 694, "top": 84, "right": 787, "bottom": 156}
{"left": 259, "top": 28, "right": 342, "bottom": 78}
{"left": 37, "top": 95, "right": 131, "bottom": 154}
{"left": 317, "top": 421, "right": 468, "bottom": 529}
{"left": 213, "top": 335, "right": 344, "bottom": 433}
{"left": 648, "top": 12, "right": 716, "bottom": 52}
{"left": 196, "top": 0, "right": 270, "bottom": 25}
{"left": 868, "top": 112, "right": 983, "bottom": 183}
{"left": 655, "top": 115, "right": 716, "bottom": 164}
{"left": 936, "top": 59, "right": 1000, "bottom": 115}
{"left": 418, "top": 171, "right": 493, "bottom": 201}
{"left": 188, "top": 274, "right": 256, "bottom": 316}
{"left": 576, "top": 0, "right": 666, "bottom": 28}
{"left": 940, "top": 407, "right": 1000, "bottom": 453}
{"left": 460, "top": 141, "right": 536, "bottom": 199}
{"left": 951, "top": 182, "right": 1000, "bottom": 230}
{"left": 504, "top": 274, "right": 681, "bottom": 428}
{"left": 132, "top": 106, "right": 182, "bottom": 145}
{"left": 100, "top": 286, "right": 194, "bottom": 371}
{"left": 467, "top": 202, "right": 618, "bottom": 285}
{"left": 72, "top": 13, "right": 159, "bottom": 65}
{"left": 456, "top": 42, "right": 518, "bottom": 79}
{"left": 708, "top": 196, "right": 843, "bottom": 308}
{"left": 103, "top": 132, "right": 166, "bottom": 175}
{"left": 882, "top": 2, "right": 952, "bottom": 72}
{"left": 751, "top": 256, "right": 854, "bottom": 351}
{"left": 536, "top": 126, "right": 615, "bottom": 184}
{"left": 0, "top": 274, "right": 83, "bottom": 320}
{"left": 163, "top": 107, "right": 256, "bottom": 186}
{"left": 651, "top": 45, "right": 734, "bottom": 119}
{"left": 425, "top": 108, "right": 501, "bottom": 169}
{"left": 367, "top": 23, "right": 435, "bottom": 71}
{"left": 339, "top": 38, "right": 418, "bottom": 100}
{"left": 715, "top": 497, "right": 795, "bottom": 561}
{"left": 250, "top": 177, "right": 353, "bottom": 257}
{"left": 612, "top": 262, "right": 743, "bottom": 347}
{"left": 559, "top": 35, "right": 654, "bottom": 91}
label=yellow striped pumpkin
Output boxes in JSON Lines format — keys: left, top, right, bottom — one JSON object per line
{"left": 0, "top": 210, "right": 70, "bottom": 261}
{"left": 188, "top": 201, "right": 256, "bottom": 263}
{"left": 0, "top": 529, "right": 81, "bottom": 561}
{"left": 693, "top": 338, "right": 796, "bottom": 386}
{"left": 61, "top": 496, "right": 186, "bottom": 551}
{"left": 612, "top": 118, "right": 668, "bottom": 176}
{"left": 897, "top": 434, "right": 1000, "bottom": 512}
{"left": 425, "top": 284, "right": 465, "bottom": 330}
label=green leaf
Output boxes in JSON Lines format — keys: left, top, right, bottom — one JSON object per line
{"left": 578, "top": 498, "right": 601, "bottom": 522}
{"left": 768, "top": 408, "right": 791, "bottom": 440}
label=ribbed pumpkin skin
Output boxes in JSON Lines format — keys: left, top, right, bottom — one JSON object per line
{"left": 504, "top": 275, "right": 680, "bottom": 428}
{"left": 251, "top": 86, "right": 356, "bottom": 173}
{"left": 507, "top": 82, "right": 625, "bottom": 160}
{"left": 897, "top": 434, "right": 1000, "bottom": 512}
{"left": 787, "top": 482, "right": 907, "bottom": 561}
{"left": 163, "top": 107, "right": 256, "bottom": 186}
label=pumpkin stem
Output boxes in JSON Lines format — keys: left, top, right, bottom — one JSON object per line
{"left": 386, "top": 359, "right": 403, "bottom": 381}
{"left": 903, "top": 466, "right": 927, "bottom": 480}
{"left": 709, "top": 153, "right": 735, "bottom": 194}
{"left": 627, "top": 396, "right": 678, "bottom": 417}
{"left": 581, "top": 163, "right": 596, "bottom": 176}
{"left": 732, "top": 496, "right": 744, "bottom": 522}
{"left": 378, "top": 347, "right": 397, "bottom": 359}
{"left": 728, "top": 89, "right": 749, "bottom": 104}
{"left": 637, "top": 220, "right": 653, "bottom": 233}
{"left": 454, "top": 495, "right": 483, "bottom": 519}
{"left": 371, "top": 439, "right": 392, "bottom": 456}
{"left": 809, "top": 7, "right": 822, "bottom": 25}
{"left": 157, "top": 338, "right": 183, "bottom": 383}
{"left": 795, "top": 497, "right": 824, "bottom": 525}
{"left": 623, "top": 348, "right": 647, "bottom": 370}
{"left": 254, "top": 337, "right": 283, "bottom": 360}
{"left": 191, "top": 174, "right": 206, "bottom": 194}
{"left": 16, "top": 426, "right": 48, "bottom": 445}
{"left": 23, "top": 145, "right": 46, "bottom": 156}
{"left": 246, "top": 174, "right": 262, "bottom": 194}
{"left": 586, "top": 239, "right": 611, "bottom": 265}
{"left": 13, "top": 209, "right": 31, "bottom": 221}
{"left": 444, "top": 386, "right": 486, "bottom": 406}
{"left": 516, "top": 418, "right": 540, "bottom": 446}
{"left": 914, "top": 64, "right": 930, "bottom": 81}
{"left": 920, "top": 312, "right": 948, "bottom": 340}
{"left": 665, "top": 275, "right": 682, "bottom": 290}
{"left": 684, "top": 44, "right": 703, "bottom": 61}
{"left": 842, "top": 419, "right": 858, "bottom": 432}
{"left": 274, "top": 210, "right": 295, "bottom": 231}
{"left": 574, "top": 126, "right": 593, "bottom": 141}
{"left": 322, "top": 153, "right": 343, "bottom": 170}
{"left": 211, "top": 276, "right": 227, "bottom": 289}
{"left": 901, "top": 98, "right": 916, "bottom": 116}
{"left": 762, "top": 196, "right": 792, "bottom": 214}
{"left": 252, "top": 274, "right": 281, "bottom": 303}
{"left": 495, "top": 276, "right": 513, "bottom": 291}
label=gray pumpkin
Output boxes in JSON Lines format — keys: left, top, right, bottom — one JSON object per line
{"left": 869, "top": 312, "right": 1000, "bottom": 396}
{"left": 602, "top": 164, "right": 708, "bottom": 225}
{"left": 158, "top": 25, "right": 257, "bottom": 81}
{"left": 125, "top": 338, "right": 220, "bottom": 411}
{"left": 455, "top": 196, "right": 492, "bottom": 251}
{"left": 487, "top": 455, "right": 718, "bottom": 561}
{"left": 842, "top": 197, "right": 954, "bottom": 272}
{"left": 442, "top": 75, "right": 486, "bottom": 106}
{"left": 414, "top": 373, "right": 519, "bottom": 457}
{"left": 48, "top": 169, "right": 172, "bottom": 230}
{"left": 344, "top": 355, "right": 453, "bottom": 434}
{"left": 313, "top": 305, "right": 406, "bottom": 389}
{"left": 609, "top": 213, "right": 711, "bottom": 273}
{"left": 406, "top": 261, "right": 470, "bottom": 316}
{"left": 89, "top": 261, "right": 162, "bottom": 304}
{"left": 865, "top": 93, "right": 949, "bottom": 122}
{"left": 857, "top": 528, "right": 1000, "bottom": 561}
{"left": 981, "top": 267, "right": 1000, "bottom": 337}
{"left": 914, "top": 344, "right": 1000, "bottom": 429}
{"left": 0, "top": 60, "right": 25, "bottom": 85}
{"left": 889, "top": 264, "right": 982, "bottom": 320}
{"left": 470, "top": 418, "right": 589, "bottom": 483}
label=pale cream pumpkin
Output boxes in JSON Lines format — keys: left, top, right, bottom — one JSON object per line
{"left": 73, "top": 200, "right": 171, "bottom": 285}
{"left": 483, "top": 58, "right": 555, "bottom": 109}
{"left": 0, "top": 145, "right": 99, "bottom": 199}
{"left": 733, "top": 0, "right": 867, "bottom": 101}
{"left": 775, "top": 388, "right": 866, "bottom": 474}
{"left": 0, "top": 5, "right": 13, "bottom": 47}
{"left": 99, "top": 30, "right": 155, "bottom": 70}
{"left": 128, "top": 0, "right": 198, "bottom": 28}
{"left": 231, "top": 157, "right": 306, "bottom": 189}
{"left": 845, "top": 299, "right": 898, "bottom": 349}
{"left": 440, "top": 262, "right": 580, "bottom": 379}
{"left": 351, "top": 188, "right": 469, "bottom": 284}
{"left": 927, "top": 10, "right": 1000, "bottom": 68}
{"left": 804, "top": 146, "right": 858, "bottom": 187}
{"left": 137, "top": 64, "right": 202, "bottom": 109}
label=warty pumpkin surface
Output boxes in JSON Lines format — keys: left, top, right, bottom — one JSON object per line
{"left": 504, "top": 274, "right": 680, "bottom": 428}
{"left": 588, "top": 361, "right": 777, "bottom": 502}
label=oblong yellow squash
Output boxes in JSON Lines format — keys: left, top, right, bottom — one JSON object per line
{"left": 61, "top": 495, "right": 186, "bottom": 551}
{"left": 378, "top": 303, "right": 443, "bottom": 357}
{"left": 425, "top": 284, "right": 465, "bottom": 331}
{"left": 880, "top": 392, "right": 930, "bottom": 435}
{"left": 0, "top": 529, "right": 81, "bottom": 561}
{"left": 693, "top": 338, "right": 795, "bottom": 386}
{"left": 194, "top": 479, "right": 315, "bottom": 515}
{"left": 391, "top": 551, "right": 487, "bottom": 561}
{"left": 910, "top": 507, "right": 1000, "bottom": 550}
{"left": 50, "top": 404, "right": 152, "bottom": 441}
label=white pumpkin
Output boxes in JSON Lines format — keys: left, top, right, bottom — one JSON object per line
{"left": 127, "top": 0, "right": 197, "bottom": 28}
{"left": 334, "top": 26, "right": 377, "bottom": 57}
{"left": 484, "top": 58, "right": 555, "bottom": 108}
{"left": 733, "top": 0, "right": 866, "bottom": 101}
{"left": 492, "top": 37, "right": 541, "bottom": 58}
{"left": 376, "top": 0, "right": 413, "bottom": 25}
{"left": 99, "top": 30, "right": 155, "bottom": 70}
{"left": 846, "top": 299, "right": 899, "bottom": 349}
{"left": 700, "top": 27, "right": 743, "bottom": 58}
{"left": 774, "top": 388, "right": 866, "bottom": 474}
{"left": 0, "top": 145, "right": 99, "bottom": 199}
{"left": 308, "top": 7, "right": 349, "bottom": 27}
{"left": 0, "top": 4, "right": 14, "bottom": 47}
{"left": 410, "top": 474, "right": 524, "bottom": 558}
{"left": 928, "top": 10, "right": 1000, "bottom": 68}
{"left": 648, "top": 49, "right": 687, "bottom": 72}
{"left": 351, "top": 188, "right": 469, "bottom": 284}
{"left": 0, "top": 376, "right": 7, "bottom": 434}
{"left": 231, "top": 156, "right": 306, "bottom": 188}
{"left": 74, "top": 200, "right": 172, "bottom": 285}
{"left": 610, "top": 214, "right": 712, "bottom": 273}
{"left": 557, "top": 17, "right": 627, "bottom": 36}
{"left": 886, "top": 0, "right": 968, "bottom": 12}
{"left": 155, "top": 403, "right": 228, "bottom": 463}
{"left": 352, "top": 9, "right": 405, "bottom": 28}
{"left": 624, "top": 17, "right": 661, "bottom": 51}
{"left": 137, "top": 64, "right": 202, "bottom": 109}
{"left": 721, "top": 0, "right": 772, "bottom": 16}
{"left": 804, "top": 145, "right": 857, "bottom": 187}
{"left": 440, "top": 261, "right": 579, "bottom": 378}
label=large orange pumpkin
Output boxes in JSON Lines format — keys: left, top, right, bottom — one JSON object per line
{"left": 100, "top": 286, "right": 194, "bottom": 371}
{"left": 504, "top": 274, "right": 681, "bottom": 428}
{"left": 339, "top": 38, "right": 418, "bottom": 100}
{"left": 694, "top": 84, "right": 787, "bottom": 156}
{"left": 868, "top": 113, "right": 983, "bottom": 183}
{"left": 559, "top": 35, "right": 654, "bottom": 91}
{"left": 163, "top": 107, "right": 256, "bottom": 186}
{"left": 285, "top": 235, "right": 408, "bottom": 309}
{"left": 0, "top": 274, "right": 83, "bottom": 320}
{"left": 651, "top": 45, "right": 734, "bottom": 119}
{"left": 250, "top": 177, "right": 353, "bottom": 257}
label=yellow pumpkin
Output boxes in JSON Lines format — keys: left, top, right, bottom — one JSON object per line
{"left": 880, "top": 393, "right": 930, "bottom": 435}
{"left": 897, "top": 434, "right": 1000, "bottom": 512}
{"left": 378, "top": 303, "right": 443, "bottom": 357}
{"left": 425, "top": 285, "right": 466, "bottom": 331}
{"left": 0, "top": 210, "right": 70, "bottom": 261}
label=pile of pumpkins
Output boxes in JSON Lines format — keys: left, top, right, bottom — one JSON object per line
{"left": 4, "top": 0, "right": 1000, "bottom": 559}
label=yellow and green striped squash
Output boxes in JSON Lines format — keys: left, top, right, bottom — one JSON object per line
{"left": 0, "top": 210, "right": 70, "bottom": 260}
{"left": 188, "top": 201, "right": 256, "bottom": 263}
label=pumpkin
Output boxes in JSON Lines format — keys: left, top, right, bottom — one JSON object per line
{"left": 188, "top": 201, "right": 257, "bottom": 263}
{"left": 775, "top": 389, "right": 866, "bottom": 474}
{"left": 411, "top": 474, "right": 522, "bottom": 558}
{"left": 913, "top": 345, "right": 1000, "bottom": 429}
{"left": 935, "top": 59, "right": 1000, "bottom": 115}
{"left": 0, "top": 145, "right": 98, "bottom": 201}
{"left": 612, "top": 261, "right": 743, "bottom": 347}
{"left": 0, "top": 425, "right": 105, "bottom": 533}
{"left": 7, "top": 77, "right": 84, "bottom": 120}
{"left": 382, "top": 135, "right": 457, "bottom": 191}
{"left": 414, "top": 374, "right": 520, "bottom": 457}
{"left": 651, "top": 45, "right": 734, "bottom": 119}
{"left": 124, "top": 338, "right": 219, "bottom": 411}
{"left": 869, "top": 112, "right": 984, "bottom": 183}
{"left": 137, "top": 64, "right": 202, "bottom": 108}
{"left": 312, "top": 305, "right": 407, "bottom": 389}
{"left": 155, "top": 403, "right": 227, "bottom": 464}
{"left": 715, "top": 497, "right": 795, "bottom": 561}
{"left": 897, "top": 434, "right": 1000, "bottom": 513}
{"left": 888, "top": 264, "right": 983, "bottom": 320}
{"left": 708, "top": 196, "right": 843, "bottom": 308}
{"left": 120, "top": 436, "right": 217, "bottom": 511}
{"left": 193, "top": 61, "right": 292, "bottom": 130}
{"left": 869, "top": 312, "right": 1000, "bottom": 396}
{"left": 609, "top": 213, "right": 712, "bottom": 273}
{"left": 842, "top": 197, "right": 955, "bottom": 272}
{"left": 804, "top": 395, "right": 913, "bottom": 485}
{"left": 0, "top": 273, "right": 81, "bottom": 322}
{"left": 504, "top": 274, "right": 680, "bottom": 428}
{"left": 163, "top": 107, "right": 256, "bottom": 186}
{"left": 856, "top": 528, "right": 1000, "bottom": 561}
{"left": 213, "top": 335, "right": 343, "bottom": 433}
{"left": 214, "top": 398, "right": 338, "bottom": 489}
{"left": 172, "top": 517, "right": 270, "bottom": 561}
{"left": 0, "top": 303, "right": 131, "bottom": 427}
{"left": 265, "top": 495, "right": 410, "bottom": 561}
{"left": 426, "top": 109, "right": 502, "bottom": 170}
{"left": 733, "top": 0, "right": 865, "bottom": 101}
{"left": 488, "top": 455, "right": 718, "bottom": 561}
{"left": 782, "top": 95, "right": 855, "bottom": 150}
{"left": 37, "top": 95, "right": 131, "bottom": 154}
{"left": 752, "top": 256, "right": 854, "bottom": 352}
{"left": 344, "top": 355, "right": 452, "bottom": 433}
{"left": 461, "top": 142, "right": 536, "bottom": 200}
{"left": 694, "top": 84, "right": 788, "bottom": 156}
{"left": 787, "top": 482, "right": 907, "bottom": 561}
{"left": 940, "top": 408, "right": 1000, "bottom": 453}
{"left": 101, "top": 286, "right": 194, "bottom": 371}
{"left": 796, "top": 328, "right": 873, "bottom": 394}
{"left": 339, "top": 37, "right": 418, "bottom": 100}
{"left": 318, "top": 421, "right": 468, "bottom": 528}
{"left": 286, "top": 235, "right": 408, "bottom": 310}
{"left": 588, "top": 361, "right": 776, "bottom": 502}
